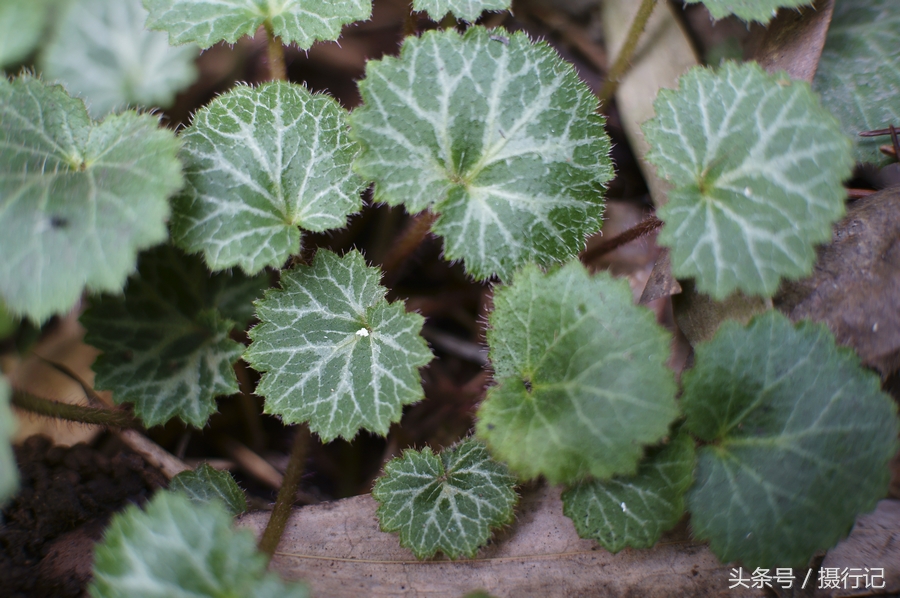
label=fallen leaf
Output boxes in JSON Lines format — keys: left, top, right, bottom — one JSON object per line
{"left": 746, "top": 0, "right": 835, "bottom": 82}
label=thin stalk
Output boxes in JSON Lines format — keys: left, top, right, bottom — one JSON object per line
{"left": 11, "top": 389, "right": 137, "bottom": 427}
{"left": 381, "top": 210, "right": 438, "bottom": 284}
{"left": 598, "top": 0, "right": 659, "bottom": 107}
{"left": 581, "top": 214, "right": 663, "bottom": 263}
{"left": 264, "top": 22, "right": 287, "bottom": 81}
{"left": 258, "top": 425, "right": 310, "bottom": 558}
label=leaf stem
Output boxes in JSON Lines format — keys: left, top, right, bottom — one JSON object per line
{"left": 381, "top": 210, "right": 438, "bottom": 285}
{"left": 264, "top": 22, "right": 287, "bottom": 81}
{"left": 598, "top": 0, "right": 659, "bottom": 107}
{"left": 258, "top": 424, "right": 310, "bottom": 558}
{"left": 581, "top": 214, "right": 663, "bottom": 263}
{"left": 11, "top": 389, "right": 137, "bottom": 427}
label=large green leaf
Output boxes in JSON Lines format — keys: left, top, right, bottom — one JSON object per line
{"left": 643, "top": 62, "right": 853, "bottom": 300}
{"left": 350, "top": 27, "right": 613, "bottom": 281}
{"left": 170, "top": 464, "right": 248, "bottom": 515}
{"left": 0, "top": 375, "right": 17, "bottom": 510}
{"left": 475, "top": 261, "right": 677, "bottom": 485}
{"left": 172, "top": 81, "right": 364, "bottom": 274}
{"left": 82, "top": 245, "right": 268, "bottom": 427}
{"left": 143, "top": 0, "right": 372, "bottom": 49}
{"left": 245, "top": 250, "right": 433, "bottom": 442}
{"left": 372, "top": 438, "right": 517, "bottom": 559}
{"left": 89, "top": 491, "right": 309, "bottom": 598}
{"left": 684, "top": 0, "right": 814, "bottom": 23}
{"left": 682, "top": 312, "right": 899, "bottom": 567}
{"left": 0, "top": 0, "right": 52, "bottom": 68}
{"left": 813, "top": 0, "right": 900, "bottom": 165}
{"left": 562, "top": 430, "right": 694, "bottom": 553}
{"left": 412, "top": 0, "right": 510, "bottom": 22}
{"left": 0, "top": 76, "right": 181, "bottom": 323}
{"left": 40, "top": 0, "right": 198, "bottom": 118}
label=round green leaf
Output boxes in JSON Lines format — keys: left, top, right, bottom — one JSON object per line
{"left": 172, "top": 81, "right": 364, "bottom": 274}
{"left": 682, "top": 312, "right": 900, "bottom": 567}
{"left": 684, "top": 0, "right": 814, "bottom": 23}
{"left": 170, "top": 464, "right": 248, "bottom": 516}
{"left": 476, "top": 261, "right": 678, "bottom": 485}
{"left": 245, "top": 250, "right": 433, "bottom": 442}
{"left": 412, "top": 0, "right": 510, "bottom": 22}
{"left": 350, "top": 27, "right": 613, "bottom": 281}
{"left": 0, "top": 76, "right": 182, "bottom": 323}
{"left": 0, "top": 0, "right": 52, "bottom": 68}
{"left": 643, "top": 62, "right": 853, "bottom": 300}
{"left": 0, "top": 375, "right": 18, "bottom": 510}
{"left": 372, "top": 438, "right": 518, "bottom": 560}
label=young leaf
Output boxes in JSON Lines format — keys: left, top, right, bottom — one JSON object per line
{"left": 372, "top": 438, "right": 518, "bottom": 559}
{"left": 412, "top": 0, "right": 510, "bottom": 23}
{"left": 0, "top": 0, "right": 52, "bottom": 68}
{"left": 476, "top": 261, "right": 678, "bottom": 485}
{"left": 0, "top": 376, "right": 17, "bottom": 509}
{"left": 0, "top": 76, "right": 181, "bottom": 323}
{"left": 171, "top": 81, "right": 364, "bottom": 274}
{"left": 245, "top": 250, "right": 433, "bottom": 442}
{"left": 682, "top": 312, "right": 900, "bottom": 567}
{"left": 82, "top": 245, "right": 268, "bottom": 427}
{"left": 643, "top": 62, "right": 853, "bottom": 300}
{"left": 143, "top": 0, "right": 372, "bottom": 50}
{"left": 40, "top": 0, "right": 198, "bottom": 118}
{"left": 350, "top": 27, "right": 613, "bottom": 281}
{"left": 813, "top": 0, "right": 900, "bottom": 165}
{"left": 89, "top": 491, "right": 309, "bottom": 598}
{"left": 562, "top": 430, "right": 694, "bottom": 553}
{"left": 684, "top": 0, "right": 814, "bottom": 23}
{"left": 170, "top": 463, "right": 248, "bottom": 515}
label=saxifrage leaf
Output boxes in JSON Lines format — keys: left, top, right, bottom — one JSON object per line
{"left": 412, "top": 0, "right": 510, "bottom": 22}
{"left": 643, "top": 62, "right": 853, "bottom": 300}
{"left": 682, "top": 312, "right": 900, "bottom": 567}
{"left": 476, "top": 261, "right": 678, "bottom": 485}
{"left": 372, "top": 438, "right": 518, "bottom": 559}
{"left": 82, "top": 245, "right": 268, "bottom": 427}
{"left": 245, "top": 250, "right": 433, "bottom": 442}
{"left": 350, "top": 27, "right": 613, "bottom": 281}
{"left": 0, "top": 76, "right": 181, "bottom": 323}
{"left": 170, "top": 463, "right": 248, "bottom": 515}
{"left": 172, "top": 81, "right": 364, "bottom": 274}
{"left": 684, "top": 0, "right": 814, "bottom": 23}
{"left": 813, "top": 0, "right": 900, "bottom": 165}
{"left": 40, "top": 0, "right": 198, "bottom": 118}
{"left": 142, "top": 0, "right": 372, "bottom": 50}
{"left": 0, "top": 375, "right": 17, "bottom": 510}
{"left": 0, "top": 0, "right": 52, "bottom": 68}
{"left": 89, "top": 491, "right": 309, "bottom": 598}
{"left": 562, "top": 429, "right": 694, "bottom": 553}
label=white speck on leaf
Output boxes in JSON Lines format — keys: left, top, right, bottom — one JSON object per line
{"left": 356, "top": 328, "right": 370, "bottom": 337}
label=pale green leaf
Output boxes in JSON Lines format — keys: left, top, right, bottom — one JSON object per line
{"left": 172, "top": 81, "right": 364, "bottom": 274}
{"left": 475, "top": 261, "right": 678, "bottom": 485}
{"left": 0, "top": 0, "right": 52, "bottom": 68}
{"left": 89, "top": 491, "right": 309, "bottom": 598}
{"left": 412, "top": 0, "right": 510, "bottom": 22}
{"left": 350, "top": 27, "right": 613, "bottom": 281}
{"left": 170, "top": 464, "right": 247, "bottom": 515}
{"left": 0, "top": 76, "right": 182, "bottom": 323}
{"left": 684, "top": 0, "right": 814, "bottom": 23}
{"left": 0, "top": 375, "right": 17, "bottom": 509}
{"left": 143, "top": 0, "right": 372, "bottom": 50}
{"left": 372, "top": 438, "right": 518, "bottom": 559}
{"left": 40, "top": 0, "right": 198, "bottom": 118}
{"left": 81, "top": 245, "right": 267, "bottom": 427}
{"left": 643, "top": 62, "right": 853, "bottom": 300}
{"left": 813, "top": 0, "right": 900, "bottom": 165}
{"left": 245, "top": 250, "right": 433, "bottom": 442}
{"left": 682, "top": 312, "right": 900, "bottom": 567}
{"left": 562, "top": 430, "right": 694, "bottom": 553}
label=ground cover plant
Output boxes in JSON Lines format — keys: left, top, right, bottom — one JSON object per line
{"left": 1, "top": 0, "right": 899, "bottom": 595}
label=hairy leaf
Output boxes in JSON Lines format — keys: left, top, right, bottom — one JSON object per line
{"left": 813, "top": 0, "right": 900, "bottom": 165}
{"left": 0, "top": 76, "right": 181, "bottom": 323}
{"left": 82, "top": 245, "right": 268, "bottom": 427}
{"left": 562, "top": 430, "right": 694, "bottom": 553}
{"left": 351, "top": 27, "right": 612, "bottom": 281}
{"left": 40, "top": 0, "right": 198, "bottom": 118}
{"left": 0, "top": 0, "right": 52, "bottom": 68}
{"left": 643, "top": 62, "right": 853, "bottom": 300}
{"left": 372, "top": 438, "right": 517, "bottom": 559}
{"left": 412, "top": 0, "right": 510, "bottom": 22}
{"left": 170, "top": 464, "right": 247, "bottom": 515}
{"left": 684, "top": 0, "right": 814, "bottom": 23}
{"left": 143, "top": 0, "right": 372, "bottom": 49}
{"left": 476, "top": 262, "right": 678, "bottom": 485}
{"left": 89, "top": 491, "right": 308, "bottom": 598}
{"left": 0, "top": 376, "right": 17, "bottom": 509}
{"left": 172, "top": 81, "right": 364, "bottom": 274}
{"left": 682, "top": 312, "right": 900, "bottom": 567}
{"left": 245, "top": 250, "right": 433, "bottom": 442}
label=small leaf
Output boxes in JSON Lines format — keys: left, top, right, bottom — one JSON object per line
{"left": 39, "top": 0, "right": 199, "bottom": 118}
{"left": 0, "top": 376, "right": 17, "bottom": 509}
{"left": 684, "top": 0, "right": 814, "bottom": 23}
{"left": 89, "top": 491, "right": 309, "bottom": 598}
{"left": 245, "top": 250, "right": 433, "bottom": 442}
{"left": 643, "top": 62, "right": 853, "bottom": 300}
{"left": 682, "top": 312, "right": 900, "bottom": 567}
{"left": 372, "top": 438, "right": 518, "bottom": 559}
{"left": 0, "top": 76, "right": 182, "bottom": 323}
{"left": 562, "top": 430, "right": 694, "bottom": 553}
{"left": 143, "top": 0, "right": 372, "bottom": 50}
{"left": 412, "top": 0, "right": 510, "bottom": 22}
{"left": 350, "top": 27, "right": 613, "bottom": 281}
{"left": 82, "top": 245, "right": 267, "bottom": 427}
{"left": 0, "top": 0, "right": 52, "bottom": 68}
{"left": 172, "top": 81, "right": 364, "bottom": 274}
{"left": 170, "top": 463, "right": 248, "bottom": 515}
{"left": 476, "top": 261, "right": 678, "bottom": 485}
{"left": 813, "top": 0, "right": 900, "bottom": 165}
